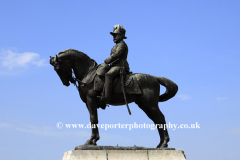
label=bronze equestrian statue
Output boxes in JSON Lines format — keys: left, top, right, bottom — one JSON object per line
{"left": 49, "top": 25, "right": 178, "bottom": 148}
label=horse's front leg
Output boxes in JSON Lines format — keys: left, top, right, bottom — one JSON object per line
{"left": 84, "top": 90, "right": 100, "bottom": 145}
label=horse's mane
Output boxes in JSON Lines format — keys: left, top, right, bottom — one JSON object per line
{"left": 57, "top": 48, "right": 97, "bottom": 66}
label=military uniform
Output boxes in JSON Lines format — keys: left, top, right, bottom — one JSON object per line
{"left": 101, "top": 24, "right": 130, "bottom": 102}
{"left": 105, "top": 40, "right": 129, "bottom": 76}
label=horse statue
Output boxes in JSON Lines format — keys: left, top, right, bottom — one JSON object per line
{"left": 50, "top": 49, "right": 178, "bottom": 148}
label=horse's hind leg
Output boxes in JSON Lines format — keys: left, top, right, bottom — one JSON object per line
{"left": 136, "top": 100, "right": 170, "bottom": 148}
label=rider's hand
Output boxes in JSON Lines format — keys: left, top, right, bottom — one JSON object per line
{"left": 104, "top": 58, "right": 110, "bottom": 64}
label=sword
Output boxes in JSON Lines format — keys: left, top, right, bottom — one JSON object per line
{"left": 120, "top": 65, "right": 131, "bottom": 115}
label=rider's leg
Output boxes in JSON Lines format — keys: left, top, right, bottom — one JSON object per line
{"left": 104, "top": 66, "right": 120, "bottom": 102}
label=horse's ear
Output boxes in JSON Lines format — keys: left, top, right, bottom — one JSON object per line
{"left": 55, "top": 54, "right": 62, "bottom": 63}
{"left": 56, "top": 55, "right": 59, "bottom": 62}
{"left": 50, "top": 56, "right": 54, "bottom": 65}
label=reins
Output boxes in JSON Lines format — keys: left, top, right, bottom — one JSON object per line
{"left": 70, "top": 61, "right": 97, "bottom": 90}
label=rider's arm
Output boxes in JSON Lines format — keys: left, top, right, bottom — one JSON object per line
{"left": 104, "top": 43, "right": 125, "bottom": 64}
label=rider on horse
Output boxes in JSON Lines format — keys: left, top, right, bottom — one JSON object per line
{"left": 99, "top": 24, "right": 130, "bottom": 102}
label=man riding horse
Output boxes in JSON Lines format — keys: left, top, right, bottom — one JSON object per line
{"left": 49, "top": 25, "right": 178, "bottom": 147}
{"left": 99, "top": 24, "right": 130, "bottom": 102}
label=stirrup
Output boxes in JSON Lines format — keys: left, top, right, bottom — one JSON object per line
{"left": 97, "top": 95, "right": 105, "bottom": 101}
{"left": 97, "top": 95, "right": 111, "bottom": 103}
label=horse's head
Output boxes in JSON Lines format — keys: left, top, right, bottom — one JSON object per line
{"left": 50, "top": 55, "right": 73, "bottom": 87}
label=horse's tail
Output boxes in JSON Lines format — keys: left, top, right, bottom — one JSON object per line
{"left": 155, "top": 77, "right": 178, "bottom": 102}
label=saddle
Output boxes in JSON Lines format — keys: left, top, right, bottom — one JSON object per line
{"left": 81, "top": 64, "right": 142, "bottom": 95}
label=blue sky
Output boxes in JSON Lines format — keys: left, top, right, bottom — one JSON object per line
{"left": 1, "top": 0, "right": 240, "bottom": 160}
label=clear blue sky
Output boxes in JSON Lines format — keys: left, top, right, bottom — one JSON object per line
{"left": 1, "top": 0, "right": 240, "bottom": 160}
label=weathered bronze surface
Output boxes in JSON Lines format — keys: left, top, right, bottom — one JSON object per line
{"left": 50, "top": 25, "right": 178, "bottom": 148}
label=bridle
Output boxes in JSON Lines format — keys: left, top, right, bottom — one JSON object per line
{"left": 54, "top": 56, "right": 97, "bottom": 90}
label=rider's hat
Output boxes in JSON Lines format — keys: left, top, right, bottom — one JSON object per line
{"left": 110, "top": 24, "right": 127, "bottom": 39}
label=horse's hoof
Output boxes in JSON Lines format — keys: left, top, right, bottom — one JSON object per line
{"left": 92, "top": 140, "right": 97, "bottom": 145}
{"left": 84, "top": 139, "right": 93, "bottom": 145}
{"left": 157, "top": 141, "right": 168, "bottom": 148}
{"left": 157, "top": 143, "right": 168, "bottom": 148}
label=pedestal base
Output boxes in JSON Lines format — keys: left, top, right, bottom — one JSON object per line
{"left": 62, "top": 145, "right": 186, "bottom": 160}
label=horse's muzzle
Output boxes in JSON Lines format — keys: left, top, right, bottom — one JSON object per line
{"left": 63, "top": 82, "right": 70, "bottom": 86}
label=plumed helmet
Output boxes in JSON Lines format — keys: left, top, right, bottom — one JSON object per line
{"left": 110, "top": 24, "right": 127, "bottom": 39}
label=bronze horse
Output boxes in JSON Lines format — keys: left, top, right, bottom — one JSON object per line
{"left": 50, "top": 49, "right": 178, "bottom": 148}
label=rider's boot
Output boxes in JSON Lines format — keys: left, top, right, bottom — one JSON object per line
{"left": 97, "top": 74, "right": 112, "bottom": 104}
{"left": 104, "top": 74, "right": 112, "bottom": 103}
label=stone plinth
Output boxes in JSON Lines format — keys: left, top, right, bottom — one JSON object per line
{"left": 62, "top": 145, "right": 186, "bottom": 160}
